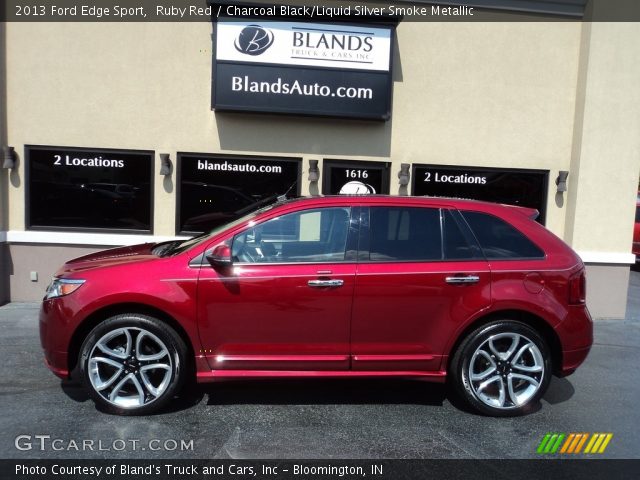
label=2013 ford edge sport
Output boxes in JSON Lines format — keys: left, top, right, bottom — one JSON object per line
{"left": 40, "top": 196, "right": 593, "bottom": 416}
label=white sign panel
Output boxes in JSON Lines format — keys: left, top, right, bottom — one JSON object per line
{"left": 216, "top": 19, "right": 392, "bottom": 72}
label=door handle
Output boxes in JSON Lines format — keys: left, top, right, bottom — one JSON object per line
{"left": 308, "top": 279, "right": 344, "bottom": 288}
{"left": 445, "top": 275, "right": 480, "bottom": 285}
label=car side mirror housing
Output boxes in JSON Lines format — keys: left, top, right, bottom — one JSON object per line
{"left": 206, "top": 244, "right": 233, "bottom": 268}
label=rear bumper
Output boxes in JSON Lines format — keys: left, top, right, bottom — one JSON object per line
{"left": 555, "top": 305, "right": 593, "bottom": 376}
{"left": 557, "top": 345, "right": 591, "bottom": 377}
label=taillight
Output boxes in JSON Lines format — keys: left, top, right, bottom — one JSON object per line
{"left": 569, "top": 271, "right": 586, "bottom": 305}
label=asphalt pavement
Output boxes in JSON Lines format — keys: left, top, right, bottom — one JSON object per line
{"left": 1, "top": 272, "right": 639, "bottom": 459}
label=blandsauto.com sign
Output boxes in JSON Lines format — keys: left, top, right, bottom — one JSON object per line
{"left": 213, "top": 18, "right": 394, "bottom": 120}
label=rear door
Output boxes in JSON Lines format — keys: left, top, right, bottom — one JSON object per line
{"left": 350, "top": 206, "right": 492, "bottom": 372}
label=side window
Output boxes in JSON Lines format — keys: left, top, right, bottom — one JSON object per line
{"left": 232, "top": 207, "right": 351, "bottom": 263}
{"left": 461, "top": 211, "right": 545, "bottom": 259}
{"left": 443, "top": 210, "right": 483, "bottom": 260}
{"left": 369, "top": 207, "right": 442, "bottom": 261}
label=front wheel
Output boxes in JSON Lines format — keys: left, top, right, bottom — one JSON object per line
{"left": 79, "top": 314, "right": 187, "bottom": 415}
{"left": 450, "top": 320, "right": 552, "bottom": 416}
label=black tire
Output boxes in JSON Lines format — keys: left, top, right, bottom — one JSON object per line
{"left": 449, "top": 320, "right": 552, "bottom": 417}
{"left": 79, "top": 314, "right": 187, "bottom": 415}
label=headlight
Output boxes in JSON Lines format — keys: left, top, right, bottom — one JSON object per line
{"left": 45, "top": 278, "right": 86, "bottom": 300}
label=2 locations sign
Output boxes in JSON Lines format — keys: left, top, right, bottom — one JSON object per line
{"left": 412, "top": 164, "right": 549, "bottom": 223}
{"left": 26, "top": 145, "right": 153, "bottom": 231}
{"left": 213, "top": 18, "right": 394, "bottom": 120}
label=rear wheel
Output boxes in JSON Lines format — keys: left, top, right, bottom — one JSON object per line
{"left": 450, "top": 320, "right": 552, "bottom": 416}
{"left": 79, "top": 314, "right": 187, "bottom": 415}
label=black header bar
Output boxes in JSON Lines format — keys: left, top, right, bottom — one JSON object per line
{"left": 3, "top": 0, "right": 640, "bottom": 21}
{"left": 3, "top": 459, "right": 640, "bottom": 480}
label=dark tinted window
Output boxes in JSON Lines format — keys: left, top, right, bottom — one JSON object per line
{"left": 27, "top": 146, "right": 152, "bottom": 231}
{"left": 369, "top": 207, "right": 442, "bottom": 261}
{"left": 443, "top": 210, "right": 483, "bottom": 260}
{"left": 178, "top": 154, "right": 300, "bottom": 234}
{"left": 232, "top": 208, "right": 350, "bottom": 263}
{"left": 635, "top": 206, "right": 640, "bottom": 222}
{"left": 461, "top": 211, "right": 544, "bottom": 259}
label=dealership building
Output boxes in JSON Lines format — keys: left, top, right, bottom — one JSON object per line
{"left": 0, "top": 0, "right": 639, "bottom": 318}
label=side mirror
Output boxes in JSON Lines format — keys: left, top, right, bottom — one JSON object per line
{"left": 206, "top": 244, "right": 232, "bottom": 268}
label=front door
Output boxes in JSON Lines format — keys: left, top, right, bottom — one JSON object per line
{"left": 197, "top": 206, "right": 357, "bottom": 371}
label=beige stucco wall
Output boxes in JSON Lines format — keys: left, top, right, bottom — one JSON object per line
{"left": 5, "top": 21, "right": 583, "bottom": 238}
{"left": 565, "top": 21, "right": 640, "bottom": 255}
{"left": 585, "top": 264, "right": 631, "bottom": 320}
{"left": 2, "top": 18, "right": 640, "bottom": 313}
{"left": 7, "top": 244, "right": 102, "bottom": 301}
{"left": 1, "top": 20, "right": 9, "bottom": 304}
{"left": 391, "top": 22, "right": 583, "bottom": 238}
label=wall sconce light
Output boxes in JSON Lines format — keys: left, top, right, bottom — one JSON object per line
{"left": 2, "top": 146, "right": 16, "bottom": 170}
{"left": 308, "top": 159, "right": 319, "bottom": 182}
{"left": 159, "top": 153, "right": 172, "bottom": 176}
{"left": 556, "top": 170, "right": 569, "bottom": 193}
{"left": 398, "top": 163, "right": 410, "bottom": 186}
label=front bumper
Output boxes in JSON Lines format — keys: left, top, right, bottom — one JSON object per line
{"left": 39, "top": 299, "right": 74, "bottom": 379}
{"left": 43, "top": 356, "right": 69, "bottom": 379}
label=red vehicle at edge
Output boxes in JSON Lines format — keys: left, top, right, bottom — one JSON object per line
{"left": 633, "top": 197, "right": 640, "bottom": 262}
{"left": 40, "top": 196, "right": 592, "bottom": 416}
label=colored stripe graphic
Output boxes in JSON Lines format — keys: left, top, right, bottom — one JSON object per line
{"left": 574, "top": 433, "right": 589, "bottom": 453}
{"left": 585, "top": 433, "right": 614, "bottom": 454}
{"left": 537, "top": 434, "right": 552, "bottom": 454}
{"left": 559, "top": 433, "right": 575, "bottom": 453}
{"left": 538, "top": 433, "right": 613, "bottom": 454}
{"left": 537, "top": 433, "right": 565, "bottom": 454}
{"left": 550, "top": 434, "right": 565, "bottom": 453}
{"left": 563, "top": 433, "right": 587, "bottom": 454}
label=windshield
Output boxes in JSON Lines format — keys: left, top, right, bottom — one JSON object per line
{"left": 168, "top": 203, "right": 279, "bottom": 255}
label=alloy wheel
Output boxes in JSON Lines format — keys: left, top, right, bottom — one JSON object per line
{"left": 468, "top": 332, "right": 545, "bottom": 410}
{"left": 87, "top": 327, "right": 173, "bottom": 409}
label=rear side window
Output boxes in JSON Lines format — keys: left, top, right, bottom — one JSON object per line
{"left": 461, "top": 211, "right": 545, "bottom": 260}
{"left": 443, "top": 210, "right": 483, "bottom": 260}
{"left": 369, "top": 207, "right": 442, "bottom": 261}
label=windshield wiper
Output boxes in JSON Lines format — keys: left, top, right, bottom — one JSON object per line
{"left": 152, "top": 240, "right": 182, "bottom": 257}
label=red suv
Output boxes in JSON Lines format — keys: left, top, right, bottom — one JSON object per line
{"left": 40, "top": 196, "right": 592, "bottom": 416}
{"left": 633, "top": 197, "right": 640, "bottom": 262}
